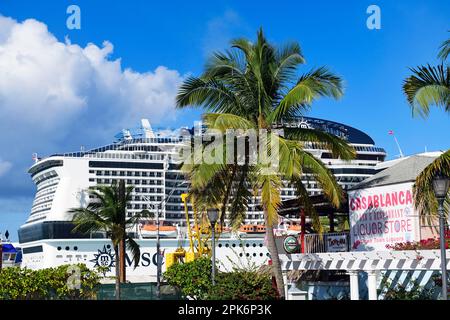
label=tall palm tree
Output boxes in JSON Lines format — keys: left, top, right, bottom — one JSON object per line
{"left": 69, "top": 180, "right": 146, "bottom": 300}
{"left": 176, "top": 28, "right": 355, "bottom": 298}
{"left": 402, "top": 35, "right": 450, "bottom": 219}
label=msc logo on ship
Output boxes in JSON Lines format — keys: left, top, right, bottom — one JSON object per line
{"left": 90, "top": 245, "right": 164, "bottom": 273}
{"left": 90, "top": 245, "right": 115, "bottom": 273}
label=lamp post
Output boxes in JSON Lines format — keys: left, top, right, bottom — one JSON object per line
{"left": 432, "top": 175, "right": 450, "bottom": 300}
{"left": 207, "top": 208, "right": 219, "bottom": 285}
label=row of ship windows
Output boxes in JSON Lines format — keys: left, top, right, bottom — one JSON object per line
{"left": 90, "top": 178, "right": 163, "bottom": 185}
{"left": 33, "top": 170, "right": 58, "bottom": 184}
{"left": 36, "top": 181, "right": 60, "bottom": 193}
{"left": 35, "top": 175, "right": 59, "bottom": 188}
{"left": 89, "top": 170, "right": 163, "bottom": 177}
{"left": 163, "top": 213, "right": 265, "bottom": 220}
{"left": 32, "top": 198, "right": 53, "bottom": 210}
{"left": 35, "top": 186, "right": 57, "bottom": 199}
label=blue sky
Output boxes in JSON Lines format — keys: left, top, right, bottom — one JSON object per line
{"left": 0, "top": 0, "right": 449, "bottom": 241}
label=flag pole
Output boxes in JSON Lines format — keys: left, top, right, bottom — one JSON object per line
{"left": 389, "top": 131, "right": 404, "bottom": 158}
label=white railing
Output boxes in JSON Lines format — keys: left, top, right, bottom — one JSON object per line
{"left": 304, "top": 232, "right": 350, "bottom": 253}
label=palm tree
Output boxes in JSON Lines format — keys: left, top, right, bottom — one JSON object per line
{"left": 402, "top": 35, "right": 450, "bottom": 219}
{"left": 69, "top": 180, "right": 146, "bottom": 300}
{"left": 176, "top": 28, "right": 355, "bottom": 298}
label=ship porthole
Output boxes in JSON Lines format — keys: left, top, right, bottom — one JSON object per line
{"left": 218, "top": 244, "right": 222, "bottom": 248}
{"left": 57, "top": 246, "right": 61, "bottom": 251}
{"left": 232, "top": 244, "right": 236, "bottom": 247}
{"left": 74, "top": 246, "right": 78, "bottom": 251}
{"left": 65, "top": 246, "right": 70, "bottom": 251}
{"left": 245, "top": 244, "right": 249, "bottom": 247}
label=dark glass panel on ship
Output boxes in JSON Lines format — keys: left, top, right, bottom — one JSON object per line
{"left": 18, "top": 221, "right": 107, "bottom": 244}
{"left": 28, "top": 160, "right": 63, "bottom": 177}
{"left": 88, "top": 161, "right": 164, "bottom": 170}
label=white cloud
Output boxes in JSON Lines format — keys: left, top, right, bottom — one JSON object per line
{"left": 0, "top": 16, "right": 184, "bottom": 131}
{"left": 0, "top": 159, "right": 12, "bottom": 177}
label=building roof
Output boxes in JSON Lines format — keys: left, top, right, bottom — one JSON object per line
{"left": 349, "top": 153, "right": 443, "bottom": 190}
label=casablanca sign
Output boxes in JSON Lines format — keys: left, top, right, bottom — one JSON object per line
{"left": 348, "top": 182, "right": 420, "bottom": 251}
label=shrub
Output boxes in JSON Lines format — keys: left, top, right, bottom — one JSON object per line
{"left": 0, "top": 264, "right": 101, "bottom": 300}
{"left": 207, "top": 269, "right": 279, "bottom": 300}
{"left": 164, "top": 257, "right": 279, "bottom": 300}
{"left": 164, "top": 257, "right": 212, "bottom": 299}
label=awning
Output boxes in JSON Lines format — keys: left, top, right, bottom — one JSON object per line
{"left": 1, "top": 243, "right": 18, "bottom": 253}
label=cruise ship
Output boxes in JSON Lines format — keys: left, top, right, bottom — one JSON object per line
{"left": 18, "top": 117, "right": 386, "bottom": 281}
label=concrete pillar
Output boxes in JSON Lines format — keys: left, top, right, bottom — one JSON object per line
{"left": 367, "top": 270, "right": 378, "bottom": 300}
{"left": 348, "top": 270, "right": 359, "bottom": 300}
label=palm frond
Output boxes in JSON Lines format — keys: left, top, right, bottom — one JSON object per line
{"left": 402, "top": 64, "right": 450, "bottom": 118}
{"left": 283, "top": 127, "right": 356, "bottom": 160}
{"left": 269, "top": 66, "right": 343, "bottom": 122}
{"left": 413, "top": 150, "right": 450, "bottom": 220}
{"left": 438, "top": 36, "right": 450, "bottom": 61}
{"left": 125, "top": 236, "right": 141, "bottom": 269}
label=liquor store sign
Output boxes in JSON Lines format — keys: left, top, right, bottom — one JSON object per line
{"left": 348, "top": 182, "right": 420, "bottom": 251}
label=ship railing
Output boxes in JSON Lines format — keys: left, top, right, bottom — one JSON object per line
{"left": 303, "top": 231, "right": 350, "bottom": 253}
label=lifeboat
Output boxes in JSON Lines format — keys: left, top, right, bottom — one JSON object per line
{"left": 140, "top": 221, "right": 177, "bottom": 238}
{"left": 191, "top": 224, "right": 232, "bottom": 236}
{"left": 238, "top": 224, "right": 266, "bottom": 237}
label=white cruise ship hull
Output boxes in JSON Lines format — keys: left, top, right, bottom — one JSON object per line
{"left": 20, "top": 237, "right": 269, "bottom": 282}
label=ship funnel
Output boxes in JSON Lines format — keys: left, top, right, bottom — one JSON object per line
{"left": 141, "top": 119, "right": 155, "bottom": 138}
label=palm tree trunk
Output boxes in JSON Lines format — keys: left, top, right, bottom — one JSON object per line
{"left": 119, "top": 239, "right": 126, "bottom": 283}
{"left": 265, "top": 213, "right": 285, "bottom": 299}
{"left": 114, "top": 245, "right": 121, "bottom": 300}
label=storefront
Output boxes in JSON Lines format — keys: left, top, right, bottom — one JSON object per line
{"left": 348, "top": 153, "right": 442, "bottom": 251}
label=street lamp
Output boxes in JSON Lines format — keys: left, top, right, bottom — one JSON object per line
{"left": 432, "top": 174, "right": 450, "bottom": 300}
{"left": 207, "top": 208, "right": 219, "bottom": 285}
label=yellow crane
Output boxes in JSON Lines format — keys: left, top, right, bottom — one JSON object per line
{"left": 165, "top": 193, "right": 212, "bottom": 268}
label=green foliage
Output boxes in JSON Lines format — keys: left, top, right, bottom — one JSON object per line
{"left": 379, "top": 275, "right": 435, "bottom": 300}
{"left": 164, "top": 257, "right": 278, "bottom": 300}
{"left": 164, "top": 257, "right": 213, "bottom": 299}
{"left": 0, "top": 264, "right": 100, "bottom": 300}
{"left": 207, "top": 269, "right": 279, "bottom": 300}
